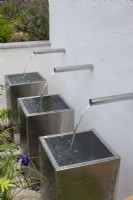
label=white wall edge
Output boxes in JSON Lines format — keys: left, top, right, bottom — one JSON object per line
{"left": 0, "top": 40, "right": 51, "bottom": 50}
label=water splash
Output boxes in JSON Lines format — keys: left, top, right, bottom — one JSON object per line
{"left": 70, "top": 105, "right": 90, "bottom": 147}
{"left": 40, "top": 81, "right": 48, "bottom": 104}
{"left": 40, "top": 71, "right": 55, "bottom": 104}
{"left": 23, "top": 53, "right": 34, "bottom": 80}
{"left": 51, "top": 71, "right": 55, "bottom": 76}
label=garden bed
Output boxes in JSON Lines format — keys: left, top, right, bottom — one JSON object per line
{"left": 0, "top": 107, "right": 44, "bottom": 200}
{"left": 0, "top": 0, "right": 49, "bottom": 43}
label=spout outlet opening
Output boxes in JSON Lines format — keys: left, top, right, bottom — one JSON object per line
{"left": 53, "top": 64, "right": 94, "bottom": 74}
{"left": 89, "top": 99, "right": 93, "bottom": 106}
{"left": 54, "top": 68, "right": 57, "bottom": 73}
{"left": 33, "top": 50, "right": 36, "bottom": 55}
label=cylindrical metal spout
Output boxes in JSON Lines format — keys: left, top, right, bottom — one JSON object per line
{"left": 89, "top": 92, "right": 133, "bottom": 106}
{"left": 33, "top": 48, "right": 65, "bottom": 55}
{"left": 54, "top": 64, "right": 94, "bottom": 73}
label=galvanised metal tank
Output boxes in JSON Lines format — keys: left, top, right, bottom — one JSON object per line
{"left": 5, "top": 72, "right": 47, "bottom": 128}
{"left": 39, "top": 130, "right": 120, "bottom": 200}
{"left": 18, "top": 94, "right": 74, "bottom": 168}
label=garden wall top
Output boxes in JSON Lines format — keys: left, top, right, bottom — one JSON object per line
{"left": 0, "top": 40, "right": 51, "bottom": 49}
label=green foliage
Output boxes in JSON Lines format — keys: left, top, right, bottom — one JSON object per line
{"left": 16, "top": 1, "right": 49, "bottom": 41}
{"left": 0, "top": 0, "right": 24, "bottom": 19}
{"left": 0, "top": 142, "right": 17, "bottom": 152}
{"left": 0, "top": 128, "right": 13, "bottom": 144}
{"left": 0, "top": 84, "right": 4, "bottom": 98}
{"left": 0, "top": 151, "right": 46, "bottom": 200}
{"left": 0, "top": 108, "right": 11, "bottom": 124}
{"left": 0, "top": 0, "right": 49, "bottom": 42}
{"left": 0, "top": 178, "right": 15, "bottom": 193}
{"left": 0, "top": 17, "right": 13, "bottom": 42}
{"left": 0, "top": 154, "right": 19, "bottom": 200}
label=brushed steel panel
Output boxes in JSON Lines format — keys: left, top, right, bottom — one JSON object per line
{"left": 39, "top": 130, "right": 120, "bottom": 200}
{"left": 5, "top": 72, "right": 47, "bottom": 127}
{"left": 18, "top": 94, "right": 74, "bottom": 168}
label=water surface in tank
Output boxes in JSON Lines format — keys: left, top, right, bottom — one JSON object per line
{"left": 22, "top": 95, "right": 70, "bottom": 114}
{"left": 45, "top": 131, "right": 113, "bottom": 167}
{"left": 7, "top": 72, "right": 44, "bottom": 84}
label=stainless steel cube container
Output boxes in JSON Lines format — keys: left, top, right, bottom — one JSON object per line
{"left": 39, "top": 130, "right": 120, "bottom": 200}
{"left": 18, "top": 94, "right": 74, "bottom": 167}
{"left": 5, "top": 72, "right": 47, "bottom": 127}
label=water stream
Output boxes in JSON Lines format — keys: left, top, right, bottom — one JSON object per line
{"left": 40, "top": 81, "right": 48, "bottom": 104}
{"left": 23, "top": 53, "right": 34, "bottom": 80}
{"left": 70, "top": 105, "right": 90, "bottom": 147}
{"left": 39, "top": 71, "right": 55, "bottom": 104}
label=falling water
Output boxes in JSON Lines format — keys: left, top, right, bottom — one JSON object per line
{"left": 40, "top": 71, "right": 55, "bottom": 104}
{"left": 70, "top": 105, "right": 90, "bottom": 147}
{"left": 40, "top": 81, "right": 48, "bottom": 104}
{"left": 23, "top": 53, "right": 34, "bottom": 80}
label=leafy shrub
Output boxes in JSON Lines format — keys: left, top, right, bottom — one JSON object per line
{"left": 0, "top": 0, "right": 49, "bottom": 42}
{"left": 0, "top": 0, "right": 25, "bottom": 19}
{"left": 0, "top": 17, "right": 13, "bottom": 42}
{"left": 16, "top": 1, "right": 49, "bottom": 41}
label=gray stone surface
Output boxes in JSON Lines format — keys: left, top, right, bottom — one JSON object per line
{"left": 13, "top": 188, "right": 41, "bottom": 200}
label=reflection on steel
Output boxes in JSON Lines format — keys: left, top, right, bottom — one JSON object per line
{"left": 18, "top": 94, "right": 74, "bottom": 168}
{"left": 54, "top": 64, "right": 94, "bottom": 73}
{"left": 5, "top": 72, "right": 48, "bottom": 128}
{"left": 39, "top": 130, "right": 120, "bottom": 200}
{"left": 89, "top": 92, "right": 133, "bottom": 106}
{"left": 33, "top": 48, "right": 65, "bottom": 55}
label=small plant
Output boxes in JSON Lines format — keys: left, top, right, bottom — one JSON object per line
{"left": 0, "top": 17, "right": 13, "bottom": 42}
{"left": 0, "top": 108, "right": 11, "bottom": 133}
{"left": 0, "top": 148, "right": 45, "bottom": 200}
{"left": 0, "top": 108, "right": 11, "bottom": 125}
{"left": 11, "top": 31, "right": 29, "bottom": 42}
{"left": 0, "top": 142, "right": 18, "bottom": 153}
{"left": 0, "top": 177, "right": 16, "bottom": 192}
{"left": 0, "top": 127, "right": 13, "bottom": 144}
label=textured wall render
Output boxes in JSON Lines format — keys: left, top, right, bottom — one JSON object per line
{"left": 49, "top": 1, "right": 133, "bottom": 199}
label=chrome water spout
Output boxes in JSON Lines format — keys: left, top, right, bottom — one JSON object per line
{"left": 33, "top": 48, "right": 65, "bottom": 55}
{"left": 89, "top": 92, "right": 133, "bottom": 106}
{"left": 54, "top": 64, "right": 94, "bottom": 73}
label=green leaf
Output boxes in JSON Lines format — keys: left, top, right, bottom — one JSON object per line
{"left": 0, "top": 177, "right": 16, "bottom": 192}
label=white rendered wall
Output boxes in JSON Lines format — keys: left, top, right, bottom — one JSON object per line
{"left": 49, "top": 1, "right": 133, "bottom": 200}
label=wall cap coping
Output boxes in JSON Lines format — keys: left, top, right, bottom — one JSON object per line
{"left": 0, "top": 40, "right": 51, "bottom": 50}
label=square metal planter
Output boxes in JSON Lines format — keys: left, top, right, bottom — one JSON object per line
{"left": 18, "top": 94, "right": 74, "bottom": 167}
{"left": 5, "top": 72, "right": 47, "bottom": 127}
{"left": 39, "top": 130, "right": 120, "bottom": 200}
